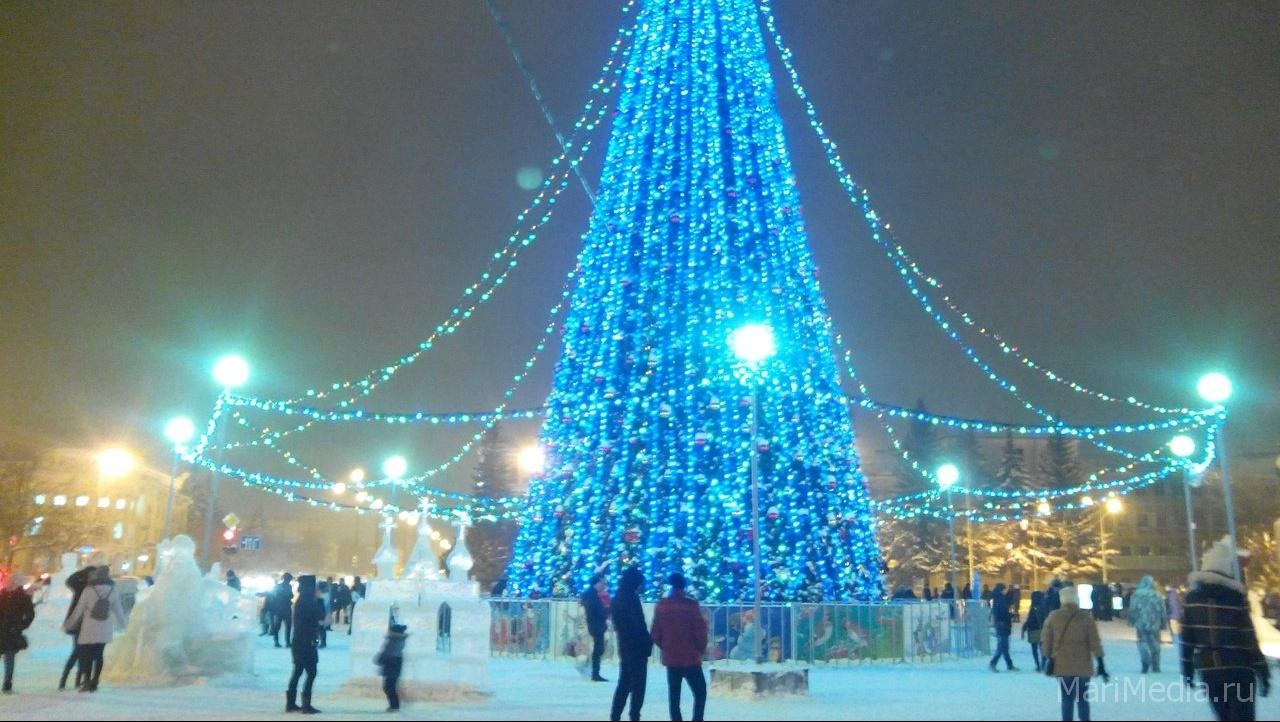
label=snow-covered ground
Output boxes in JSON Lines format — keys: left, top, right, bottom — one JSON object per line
{"left": 3, "top": 622, "right": 1276, "bottom": 720}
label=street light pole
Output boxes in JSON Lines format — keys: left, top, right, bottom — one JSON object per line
{"left": 946, "top": 488, "right": 959, "bottom": 598}
{"left": 1217, "top": 424, "right": 1241, "bottom": 582}
{"left": 1197, "top": 373, "right": 1239, "bottom": 582}
{"left": 164, "top": 450, "right": 179, "bottom": 541}
{"left": 1170, "top": 435, "right": 1199, "bottom": 573}
{"left": 729, "top": 322, "right": 776, "bottom": 666}
{"left": 205, "top": 355, "right": 249, "bottom": 570}
{"left": 163, "top": 416, "right": 195, "bottom": 542}
{"left": 1182, "top": 473, "right": 1198, "bottom": 572}
{"left": 749, "top": 385, "right": 764, "bottom": 665}
{"left": 1099, "top": 506, "right": 1108, "bottom": 585}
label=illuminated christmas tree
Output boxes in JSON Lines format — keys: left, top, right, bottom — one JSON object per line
{"left": 505, "top": 0, "right": 883, "bottom": 601}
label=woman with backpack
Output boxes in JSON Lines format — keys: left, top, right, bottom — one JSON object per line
{"left": 57, "top": 565, "right": 94, "bottom": 690}
{"left": 63, "top": 566, "right": 126, "bottom": 692}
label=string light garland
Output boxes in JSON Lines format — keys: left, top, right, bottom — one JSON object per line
{"left": 756, "top": 0, "right": 1210, "bottom": 422}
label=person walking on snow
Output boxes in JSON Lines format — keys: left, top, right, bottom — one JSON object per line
{"left": 1021, "top": 590, "right": 1046, "bottom": 671}
{"left": 1042, "top": 585, "right": 1108, "bottom": 722}
{"left": 375, "top": 623, "right": 408, "bottom": 712}
{"left": 988, "top": 583, "right": 1016, "bottom": 671}
{"left": 609, "top": 568, "right": 652, "bottom": 722}
{"left": 1180, "top": 536, "right": 1270, "bottom": 722}
{"left": 63, "top": 565, "right": 127, "bottom": 692}
{"left": 580, "top": 574, "right": 611, "bottom": 682}
{"left": 650, "top": 573, "right": 709, "bottom": 722}
{"left": 0, "top": 574, "right": 36, "bottom": 694}
{"left": 285, "top": 575, "right": 327, "bottom": 714}
{"left": 1127, "top": 575, "right": 1167, "bottom": 673}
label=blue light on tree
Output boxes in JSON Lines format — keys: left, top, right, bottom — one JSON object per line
{"left": 505, "top": 0, "right": 883, "bottom": 602}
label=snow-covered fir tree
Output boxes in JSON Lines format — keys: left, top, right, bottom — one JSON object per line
{"left": 469, "top": 424, "right": 522, "bottom": 591}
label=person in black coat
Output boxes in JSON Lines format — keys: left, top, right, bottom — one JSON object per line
{"left": 610, "top": 568, "right": 652, "bottom": 722}
{"left": 1021, "top": 590, "right": 1047, "bottom": 671}
{"left": 58, "top": 566, "right": 94, "bottom": 690}
{"left": 285, "top": 575, "right": 327, "bottom": 714}
{"left": 270, "top": 573, "right": 294, "bottom": 648}
{"left": 225, "top": 570, "right": 241, "bottom": 592}
{"left": 0, "top": 575, "right": 36, "bottom": 693}
{"left": 581, "top": 574, "right": 610, "bottom": 682}
{"left": 1181, "top": 537, "right": 1271, "bottom": 722}
{"left": 988, "top": 583, "right": 1016, "bottom": 671}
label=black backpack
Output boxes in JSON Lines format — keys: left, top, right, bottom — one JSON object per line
{"left": 90, "top": 587, "right": 113, "bottom": 621}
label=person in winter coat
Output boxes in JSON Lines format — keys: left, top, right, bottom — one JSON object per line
{"left": 1127, "top": 575, "right": 1167, "bottom": 673}
{"left": 225, "top": 569, "right": 241, "bottom": 592}
{"left": 988, "top": 583, "right": 1016, "bottom": 672}
{"left": 1009, "top": 585, "right": 1023, "bottom": 623}
{"left": 285, "top": 575, "right": 327, "bottom": 714}
{"left": 1167, "top": 585, "right": 1184, "bottom": 644}
{"left": 1045, "top": 579, "right": 1065, "bottom": 616}
{"left": 650, "top": 573, "right": 708, "bottom": 722}
{"left": 271, "top": 573, "right": 294, "bottom": 648}
{"left": 609, "top": 568, "right": 652, "bottom": 722}
{"left": 316, "top": 581, "right": 332, "bottom": 649}
{"left": 58, "top": 565, "right": 95, "bottom": 690}
{"left": 332, "top": 580, "right": 351, "bottom": 627}
{"left": 1180, "top": 536, "right": 1271, "bottom": 722}
{"left": 0, "top": 574, "right": 36, "bottom": 693}
{"left": 63, "top": 565, "right": 127, "bottom": 692}
{"left": 1021, "top": 590, "right": 1047, "bottom": 671}
{"left": 375, "top": 623, "right": 408, "bottom": 712}
{"left": 580, "top": 574, "right": 611, "bottom": 682}
{"left": 1041, "top": 585, "right": 1108, "bottom": 722}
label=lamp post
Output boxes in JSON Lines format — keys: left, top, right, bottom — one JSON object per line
{"left": 1088, "top": 496, "right": 1123, "bottom": 584}
{"left": 162, "top": 416, "right": 195, "bottom": 541}
{"left": 730, "top": 322, "right": 775, "bottom": 665}
{"left": 1197, "top": 372, "right": 1239, "bottom": 582}
{"left": 1169, "top": 435, "right": 1199, "bottom": 572}
{"left": 937, "top": 463, "right": 961, "bottom": 601}
{"left": 205, "top": 354, "right": 249, "bottom": 569}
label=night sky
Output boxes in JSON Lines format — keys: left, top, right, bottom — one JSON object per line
{"left": 2, "top": 1, "right": 1277, "bottom": 499}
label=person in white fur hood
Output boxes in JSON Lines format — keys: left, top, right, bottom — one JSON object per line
{"left": 1180, "top": 535, "right": 1270, "bottom": 722}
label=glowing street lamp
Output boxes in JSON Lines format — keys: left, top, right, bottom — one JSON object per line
{"left": 212, "top": 355, "right": 251, "bottom": 390}
{"left": 730, "top": 322, "right": 776, "bottom": 664}
{"left": 517, "top": 445, "right": 546, "bottom": 475}
{"left": 349, "top": 468, "right": 366, "bottom": 484}
{"left": 383, "top": 455, "right": 408, "bottom": 481}
{"left": 97, "top": 448, "right": 134, "bottom": 479}
{"left": 1197, "top": 373, "right": 1232, "bottom": 405}
{"left": 1198, "top": 372, "right": 1240, "bottom": 581}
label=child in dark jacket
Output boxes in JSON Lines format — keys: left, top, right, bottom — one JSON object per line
{"left": 376, "top": 624, "right": 408, "bottom": 712}
{"left": 1021, "top": 590, "right": 1046, "bottom": 671}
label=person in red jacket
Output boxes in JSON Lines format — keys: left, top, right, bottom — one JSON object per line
{"left": 650, "top": 573, "right": 708, "bottom": 722}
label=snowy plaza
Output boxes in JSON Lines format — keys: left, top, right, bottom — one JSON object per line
{"left": 1, "top": 622, "right": 1277, "bottom": 721}
{"left": 3, "top": 0, "right": 1279, "bottom": 720}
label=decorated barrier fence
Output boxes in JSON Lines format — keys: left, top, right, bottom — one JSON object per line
{"left": 489, "top": 598, "right": 989, "bottom": 665}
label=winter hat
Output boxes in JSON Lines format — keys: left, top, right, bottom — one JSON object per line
{"left": 1200, "top": 536, "right": 1237, "bottom": 578}
{"left": 296, "top": 574, "right": 317, "bottom": 592}
{"left": 617, "top": 567, "right": 645, "bottom": 596}
{"left": 1059, "top": 585, "right": 1079, "bottom": 607}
